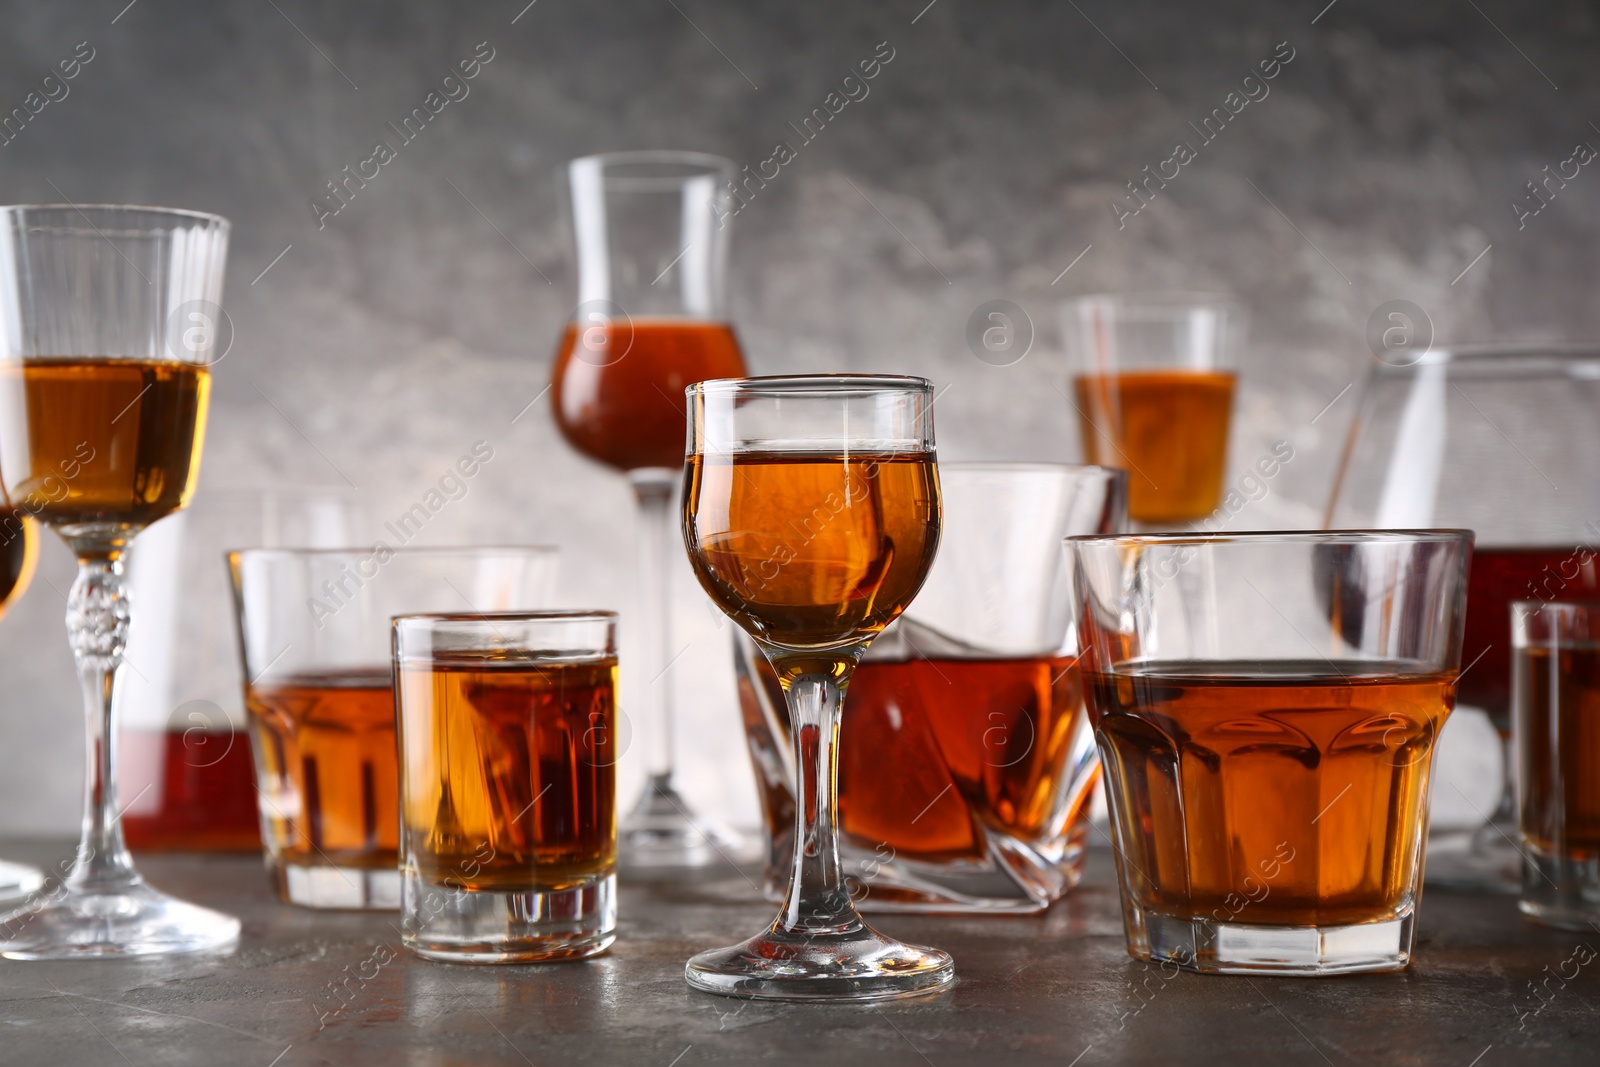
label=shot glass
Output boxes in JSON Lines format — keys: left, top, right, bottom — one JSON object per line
{"left": 1512, "top": 601, "right": 1600, "bottom": 930}
{"left": 1070, "top": 530, "right": 1472, "bottom": 974}
{"left": 394, "top": 612, "right": 619, "bottom": 963}
{"left": 228, "top": 547, "right": 558, "bottom": 909}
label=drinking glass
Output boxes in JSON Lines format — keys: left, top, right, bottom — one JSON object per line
{"left": 1063, "top": 293, "right": 1238, "bottom": 526}
{"left": 229, "top": 546, "right": 558, "bottom": 909}
{"left": 395, "top": 611, "right": 619, "bottom": 962}
{"left": 682, "top": 374, "right": 951, "bottom": 1000}
{"left": 1071, "top": 530, "right": 1472, "bottom": 975}
{"left": 1511, "top": 601, "right": 1600, "bottom": 930}
{"left": 0, "top": 500, "right": 43, "bottom": 905}
{"left": 0, "top": 204, "right": 236, "bottom": 957}
{"left": 735, "top": 462, "right": 1126, "bottom": 912}
{"left": 1327, "top": 342, "right": 1600, "bottom": 891}
{"left": 119, "top": 490, "right": 363, "bottom": 852}
{"left": 549, "top": 151, "right": 748, "bottom": 869}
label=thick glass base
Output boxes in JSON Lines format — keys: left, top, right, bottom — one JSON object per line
{"left": 0, "top": 860, "right": 45, "bottom": 911}
{"left": 272, "top": 860, "right": 401, "bottom": 910}
{"left": 1130, "top": 908, "right": 1415, "bottom": 976}
{"left": 0, "top": 879, "right": 239, "bottom": 960}
{"left": 685, "top": 922, "right": 955, "bottom": 1000}
{"left": 619, "top": 777, "right": 746, "bottom": 871}
{"left": 1519, "top": 847, "right": 1600, "bottom": 930}
{"left": 402, "top": 870, "right": 615, "bottom": 963}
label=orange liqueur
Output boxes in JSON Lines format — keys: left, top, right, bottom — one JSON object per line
{"left": 684, "top": 451, "right": 940, "bottom": 651}
{"left": 246, "top": 670, "right": 399, "bottom": 874}
{"left": 1089, "top": 660, "right": 1453, "bottom": 926}
{"left": 1073, "top": 370, "right": 1233, "bottom": 523}
{"left": 551, "top": 319, "right": 746, "bottom": 471}
{"left": 397, "top": 654, "right": 617, "bottom": 890}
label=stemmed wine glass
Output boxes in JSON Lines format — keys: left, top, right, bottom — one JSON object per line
{"left": 1327, "top": 342, "right": 1600, "bottom": 891}
{"left": 0, "top": 204, "right": 239, "bottom": 956}
{"left": 681, "top": 374, "right": 953, "bottom": 1000}
{"left": 549, "top": 151, "right": 747, "bottom": 869}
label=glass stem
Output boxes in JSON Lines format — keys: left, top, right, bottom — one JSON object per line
{"left": 629, "top": 468, "right": 679, "bottom": 791}
{"left": 64, "top": 552, "right": 138, "bottom": 892}
{"left": 773, "top": 658, "right": 863, "bottom": 935}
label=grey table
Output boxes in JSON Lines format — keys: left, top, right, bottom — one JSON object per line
{"left": 0, "top": 839, "right": 1592, "bottom": 1066}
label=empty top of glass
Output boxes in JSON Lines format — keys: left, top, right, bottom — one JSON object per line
{"left": 0, "top": 203, "right": 230, "bottom": 234}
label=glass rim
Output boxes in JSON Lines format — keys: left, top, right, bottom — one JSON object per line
{"left": 1062, "top": 291, "right": 1240, "bottom": 311}
{"left": 688, "top": 373, "right": 933, "bottom": 398}
{"left": 0, "top": 203, "right": 231, "bottom": 231}
{"left": 1067, "top": 528, "right": 1473, "bottom": 547}
{"left": 392, "top": 609, "right": 617, "bottom": 626}
{"left": 569, "top": 150, "right": 735, "bottom": 184}
{"left": 1377, "top": 340, "right": 1600, "bottom": 370}
{"left": 227, "top": 544, "right": 559, "bottom": 560}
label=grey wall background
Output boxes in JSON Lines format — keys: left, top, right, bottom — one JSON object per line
{"left": 0, "top": 0, "right": 1595, "bottom": 835}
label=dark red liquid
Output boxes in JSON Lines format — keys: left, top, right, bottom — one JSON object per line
{"left": 550, "top": 319, "right": 747, "bottom": 471}
{"left": 1463, "top": 545, "right": 1600, "bottom": 726}
{"left": 121, "top": 727, "right": 261, "bottom": 852}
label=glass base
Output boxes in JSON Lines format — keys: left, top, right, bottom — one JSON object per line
{"left": 0, "top": 878, "right": 239, "bottom": 960}
{"left": 685, "top": 921, "right": 955, "bottom": 1001}
{"left": 272, "top": 860, "right": 401, "bottom": 910}
{"left": 0, "top": 860, "right": 45, "bottom": 911}
{"left": 1519, "top": 846, "right": 1600, "bottom": 931}
{"left": 1131, "top": 909, "right": 1415, "bottom": 976}
{"left": 619, "top": 777, "right": 746, "bottom": 871}
{"left": 402, "top": 870, "right": 616, "bottom": 963}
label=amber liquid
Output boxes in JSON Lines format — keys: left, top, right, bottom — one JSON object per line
{"left": 838, "top": 656, "right": 1091, "bottom": 859}
{"left": 1073, "top": 370, "right": 1234, "bottom": 524}
{"left": 1515, "top": 644, "right": 1600, "bottom": 858}
{"left": 551, "top": 319, "right": 747, "bottom": 471}
{"left": 1463, "top": 545, "right": 1600, "bottom": 726}
{"left": 0, "top": 511, "right": 39, "bottom": 618}
{"left": 1089, "top": 660, "right": 1453, "bottom": 926}
{"left": 684, "top": 451, "right": 940, "bottom": 651}
{"left": 245, "top": 670, "right": 399, "bottom": 872}
{"left": 397, "top": 654, "right": 617, "bottom": 891}
{"left": 1, "top": 358, "right": 210, "bottom": 528}
{"left": 121, "top": 727, "right": 262, "bottom": 852}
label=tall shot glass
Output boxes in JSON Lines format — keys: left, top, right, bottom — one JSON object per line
{"left": 1070, "top": 531, "right": 1472, "bottom": 974}
{"left": 1512, "top": 601, "right": 1600, "bottom": 930}
{"left": 395, "top": 612, "right": 619, "bottom": 962}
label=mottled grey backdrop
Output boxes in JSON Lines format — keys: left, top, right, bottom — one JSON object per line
{"left": 0, "top": 0, "right": 1594, "bottom": 835}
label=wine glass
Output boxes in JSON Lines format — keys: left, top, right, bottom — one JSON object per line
{"left": 1327, "top": 342, "right": 1600, "bottom": 892}
{"left": 0, "top": 204, "right": 239, "bottom": 957}
{"left": 681, "top": 374, "right": 952, "bottom": 1000}
{"left": 0, "top": 508, "right": 43, "bottom": 906}
{"left": 549, "top": 151, "right": 748, "bottom": 869}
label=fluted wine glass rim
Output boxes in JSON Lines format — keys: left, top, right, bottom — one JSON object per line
{"left": 1067, "top": 528, "right": 1473, "bottom": 547}
{"left": 0, "top": 203, "right": 230, "bottom": 232}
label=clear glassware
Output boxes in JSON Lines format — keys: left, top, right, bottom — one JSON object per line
{"left": 682, "top": 374, "right": 952, "bottom": 1000}
{"left": 1070, "top": 530, "right": 1472, "bottom": 975}
{"left": 0, "top": 499, "right": 43, "bottom": 907}
{"left": 228, "top": 546, "right": 558, "bottom": 909}
{"left": 394, "top": 611, "right": 619, "bottom": 962}
{"left": 735, "top": 462, "right": 1126, "bottom": 912}
{"left": 118, "top": 490, "right": 363, "bottom": 852}
{"left": 1062, "top": 293, "right": 1239, "bottom": 526}
{"left": 0, "top": 203, "right": 238, "bottom": 958}
{"left": 1510, "top": 600, "right": 1600, "bottom": 930}
{"left": 1326, "top": 342, "right": 1600, "bottom": 892}
{"left": 549, "top": 151, "right": 748, "bottom": 870}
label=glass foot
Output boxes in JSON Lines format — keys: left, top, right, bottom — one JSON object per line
{"left": 620, "top": 777, "right": 746, "bottom": 870}
{"left": 0, "top": 879, "right": 239, "bottom": 960}
{"left": 271, "top": 860, "right": 402, "bottom": 910}
{"left": 1136, "top": 909, "right": 1414, "bottom": 976}
{"left": 685, "top": 922, "right": 955, "bottom": 1001}
{"left": 0, "top": 860, "right": 45, "bottom": 911}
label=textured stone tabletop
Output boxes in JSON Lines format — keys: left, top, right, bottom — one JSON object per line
{"left": 0, "top": 840, "right": 1592, "bottom": 1066}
